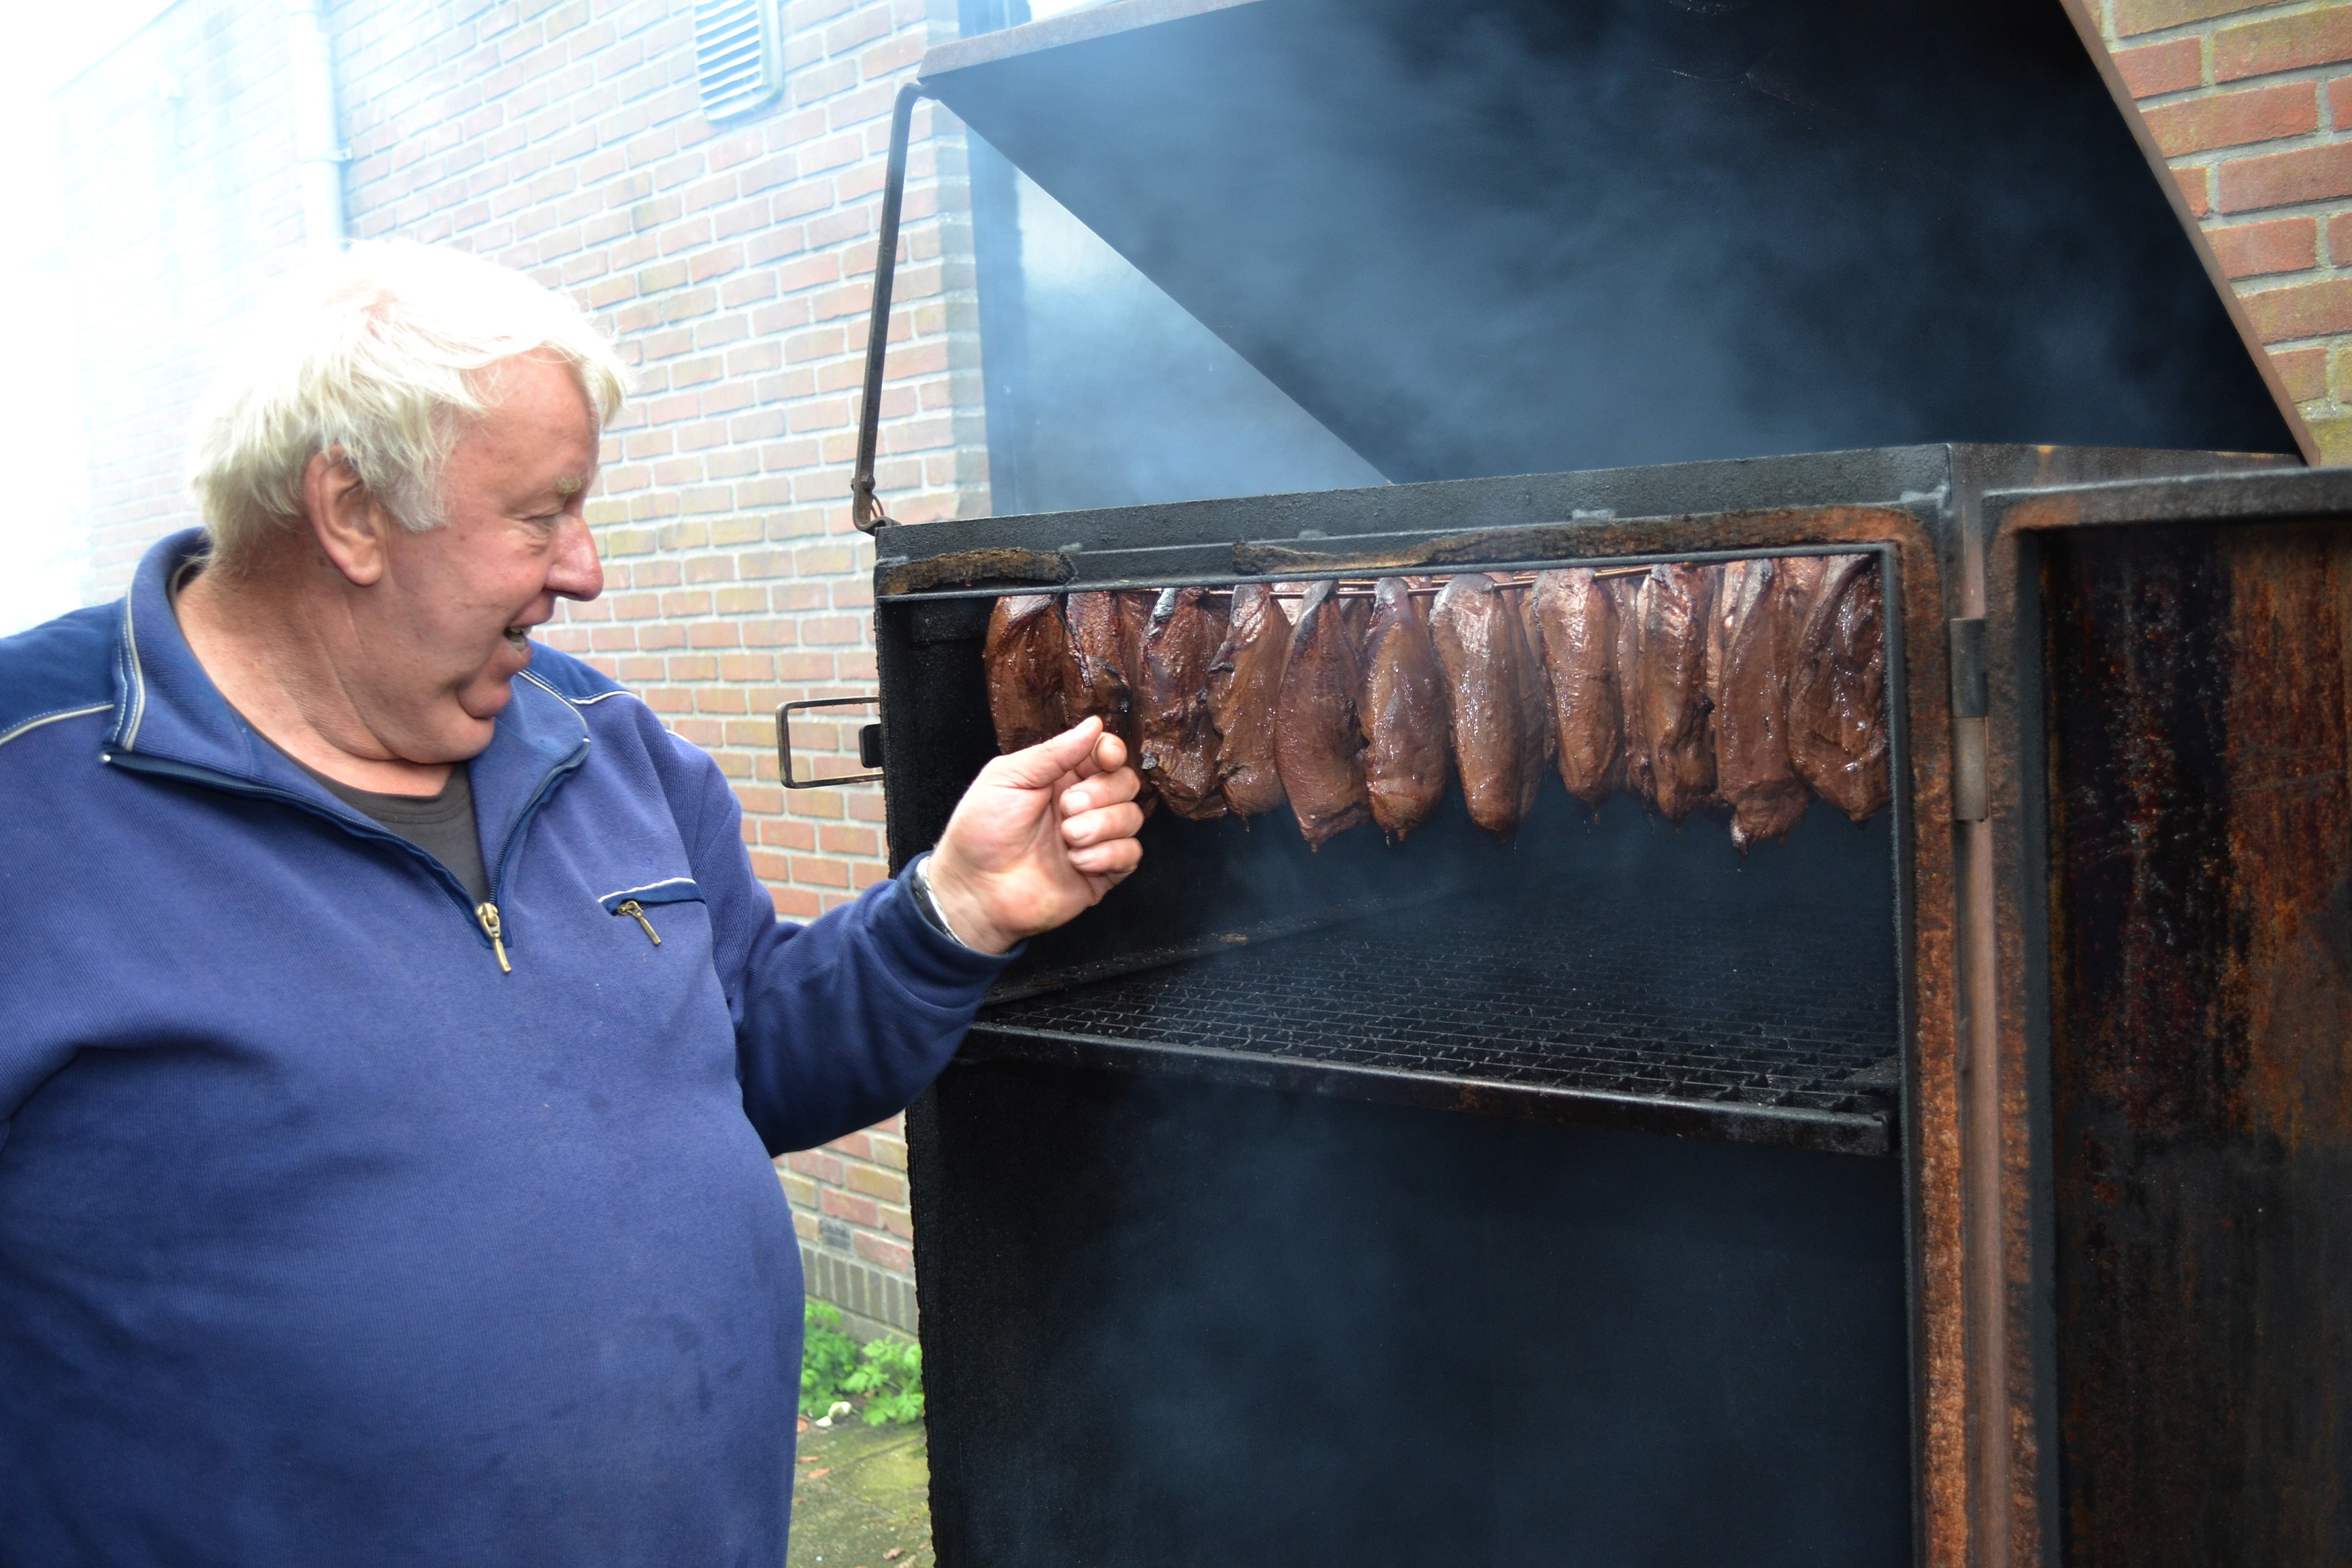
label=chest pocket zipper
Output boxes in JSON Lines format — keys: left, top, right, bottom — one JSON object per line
{"left": 598, "top": 879, "right": 705, "bottom": 950}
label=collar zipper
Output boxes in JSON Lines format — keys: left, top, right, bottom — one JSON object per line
{"left": 110, "top": 736, "right": 589, "bottom": 975}
{"left": 476, "top": 902, "right": 511, "bottom": 973}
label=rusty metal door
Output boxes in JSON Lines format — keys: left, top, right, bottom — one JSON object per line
{"left": 1988, "top": 471, "right": 2352, "bottom": 1567}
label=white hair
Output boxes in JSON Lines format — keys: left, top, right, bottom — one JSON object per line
{"left": 188, "top": 240, "right": 630, "bottom": 574}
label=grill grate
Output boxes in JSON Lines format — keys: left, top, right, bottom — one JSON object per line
{"left": 975, "top": 888, "right": 1901, "bottom": 1149}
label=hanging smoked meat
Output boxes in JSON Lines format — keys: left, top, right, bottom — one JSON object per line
{"left": 1135, "top": 587, "right": 1230, "bottom": 821}
{"left": 1358, "top": 577, "right": 1452, "bottom": 838}
{"left": 1205, "top": 583, "right": 1292, "bottom": 820}
{"left": 1431, "top": 573, "right": 1547, "bottom": 838}
{"left": 1788, "top": 553, "right": 1892, "bottom": 823}
{"left": 1064, "top": 591, "right": 1156, "bottom": 815}
{"left": 1064, "top": 591, "right": 1140, "bottom": 758}
{"left": 1714, "top": 558, "right": 1813, "bottom": 849}
{"left": 984, "top": 594, "right": 1070, "bottom": 753}
{"left": 1706, "top": 559, "right": 1748, "bottom": 720}
{"left": 1641, "top": 562, "right": 1720, "bottom": 824}
{"left": 1611, "top": 573, "right": 1655, "bottom": 808}
{"left": 1514, "top": 579, "right": 1557, "bottom": 766}
{"left": 1774, "top": 555, "right": 1829, "bottom": 633}
{"left": 1529, "top": 568, "right": 1623, "bottom": 809}
{"left": 1273, "top": 581, "right": 1371, "bottom": 849}
{"left": 1116, "top": 590, "right": 1155, "bottom": 689}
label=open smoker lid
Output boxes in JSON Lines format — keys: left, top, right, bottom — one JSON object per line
{"left": 921, "top": 0, "right": 2306, "bottom": 481}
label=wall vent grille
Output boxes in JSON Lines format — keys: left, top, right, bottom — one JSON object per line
{"left": 694, "top": 0, "right": 782, "bottom": 122}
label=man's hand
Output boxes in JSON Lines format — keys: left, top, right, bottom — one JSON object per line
{"left": 924, "top": 717, "right": 1146, "bottom": 955}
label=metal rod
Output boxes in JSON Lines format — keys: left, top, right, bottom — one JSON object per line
{"left": 851, "top": 80, "right": 926, "bottom": 536}
{"left": 1202, "top": 566, "right": 1653, "bottom": 601}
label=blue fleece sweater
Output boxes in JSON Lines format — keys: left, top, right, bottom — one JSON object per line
{"left": 0, "top": 530, "right": 1008, "bottom": 1565}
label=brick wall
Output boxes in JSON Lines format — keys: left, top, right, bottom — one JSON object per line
{"left": 2097, "top": 0, "right": 2352, "bottom": 457}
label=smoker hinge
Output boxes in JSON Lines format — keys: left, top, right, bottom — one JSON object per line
{"left": 1949, "top": 617, "right": 1988, "bottom": 821}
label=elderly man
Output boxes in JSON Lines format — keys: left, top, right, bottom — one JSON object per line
{"left": 0, "top": 242, "right": 1142, "bottom": 1563}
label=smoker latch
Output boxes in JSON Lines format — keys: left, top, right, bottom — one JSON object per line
{"left": 1948, "top": 617, "right": 1988, "bottom": 821}
{"left": 778, "top": 696, "right": 884, "bottom": 789}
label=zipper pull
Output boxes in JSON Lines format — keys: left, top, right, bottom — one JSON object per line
{"left": 617, "top": 899, "right": 662, "bottom": 947}
{"left": 476, "top": 902, "right": 512, "bottom": 973}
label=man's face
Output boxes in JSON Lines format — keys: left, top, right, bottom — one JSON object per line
{"left": 357, "top": 352, "right": 604, "bottom": 764}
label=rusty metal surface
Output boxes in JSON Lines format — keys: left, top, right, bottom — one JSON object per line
{"left": 1986, "top": 464, "right": 2345, "bottom": 538}
{"left": 2001, "top": 516, "right": 2352, "bottom": 1565}
{"left": 1888, "top": 555, "right": 1967, "bottom": 1568}
{"left": 872, "top": 446, "right": 2280, "bottom": 599}
{"left": 1228, "top": 506, "right": 1916, "bottom": 576}
{"left": 875, "top": 546, "right": 1074, "bottom": 596}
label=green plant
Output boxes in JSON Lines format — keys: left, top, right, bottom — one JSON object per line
{"left": 798, "top": 1301, "right": 926, "bottom": 1426}
{"left": 800, "top": 1302, "right": 861, "bottom": 1420}
{"left": 843, "top": 1335, "right": 924, "bottom": 1426}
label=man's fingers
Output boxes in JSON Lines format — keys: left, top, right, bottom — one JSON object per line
{"left": 1062, "top": 802, "right": 1145, "bottom": 849}
{"left": 990, "top": 717, "right": 1106, "bottom": 791}
{"left": 1069, "top": 837, "right": 1143, "bottom": 879}
{"left": 1060, "top": 766, "right": 1141, "bottom": 816}
{"left": 1081, "top": 732, "right": 1128, "bottom": 780}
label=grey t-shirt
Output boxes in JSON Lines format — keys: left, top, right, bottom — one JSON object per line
{"left": 297, "top": 759, "right": 493, "bottom": 907}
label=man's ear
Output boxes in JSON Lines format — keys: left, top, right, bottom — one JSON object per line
{"left": 301, "top": 448, "right": 393, "bottom": 588}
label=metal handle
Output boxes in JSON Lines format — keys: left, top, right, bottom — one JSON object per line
{"left": 779, "top": 696, "right": 883, "bottom": 789}
{"left": 851, "top": 80, "right": 928, "bottom": 535}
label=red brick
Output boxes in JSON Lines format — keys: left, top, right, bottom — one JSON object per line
{"left": 819, "top": 1190, "right": 879, "bottom": 1227}
{"left": 2215, "top": 9, "right": 2352, "bottom": 83}
{"left": 2114, "top": 0, "right": 2268, "bottom": 37}
{"left": 2332, "top": 76, "right": 2352, "bottom": 129}
{"left": 785, "top": 1149, "right": 843, "bottom": 1183}
{"left": 852, "top": 1234, "right": 913, "bottom": 1274}
{"left": 791, "top": 855, "right": 853, "bottom": 889}
{"left": 2206, "top": 215, "right": 2318, "bottom": 276}
{"left": 2140, "top": 80, "right": 2316, "bottom": 157}
{"left": 2241, "top": 276, "right": 2352, "bottom": 341}
{"left": 2331, "top": 209, "right": 2352, "bottom": 261}
{"left": 2216, "top": 140, "right": 2352, "bottom": 212}
{"left": 2270, "top": 344, "right": 2330, "bottom": 401}
{"left": 843, "top": 1164, "right": 906, "bottom": 1203}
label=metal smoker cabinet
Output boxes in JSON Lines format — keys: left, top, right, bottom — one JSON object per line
{"left": 872, "top": 449, "right": 2352, "bottom": 1568}
{"left": 1979, "top": 468, "right": 2352, "bottom": 1567}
